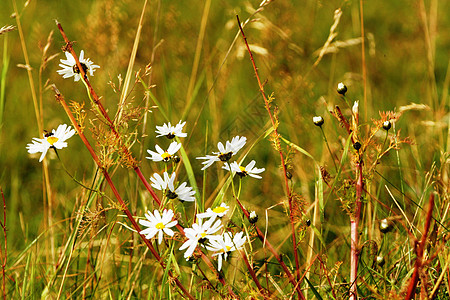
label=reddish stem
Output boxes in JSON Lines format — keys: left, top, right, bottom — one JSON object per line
{"left": 405, "top": 193, "right": 435, "bottom": 300}
{"left": 236, "top": 15, "right": 302, "bottom": 292}
{"left": 240, "top": 250, "right": 269, "bottom": 299}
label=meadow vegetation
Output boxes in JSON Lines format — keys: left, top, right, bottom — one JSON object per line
{"left": 0, "top": 0, "right": 449, "bottom": 299}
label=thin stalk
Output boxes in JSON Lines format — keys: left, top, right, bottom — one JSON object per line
{"left": 350, "top": 101, "right": 363, "bottom": 300}
{"left": 115, "top": 0, "right": 148, "bottom": 123}
{"left": 226, "top": 166, "right": 271, "bottom": 296}
{"left": 236, "top": 15, "right": 303, "bottom": 298}
{"left": 350, "top": 160, "right": 363, "bottom": 300}
{"left": 240, "top": 250, "right": 269, "bottom": 299}
{"left": 319, "top": 126, "right": 338, "bottom": 172}
{"left": 14, "top": 0, "right": 54, "bottom": 264}
{"left": 135, "top": 0, "right": 161, "bottom": 202}
{"left": 184, "top": 0, "right": 210, "bottom": 108}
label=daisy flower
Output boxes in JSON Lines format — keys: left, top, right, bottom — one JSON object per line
{"left": 146, "top": 141, "right": 181, "bottom": 162}
{"left": 26, "top": 124, "right": 76, "bottom": 162}
{"left": 197, "top": 202, "right": 230, "bottom": 219}
{"left": 57, "top": 50, "right": 100, "bottom": 82}
{"left": 206, "top": 231, "right": 247, "bottom": 271}
{"left": 139, "top": 209, "right": 178, "bottom": 245}
{"left": 179, "top": 217, "right": 222, "bottom": 259}
{"left": 149, "top": 172, "right": 196, "bottom": 202}
{"left": 196, "top": 136, "right": 247, "bottom": 170}
{"left": 156, "top": 121, "right": 187, "bottom": 139}
{"left": 222, "top": 160, "right": 265, "bottom": 179}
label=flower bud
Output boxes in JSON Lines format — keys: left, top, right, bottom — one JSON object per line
{"left": 313, "top": 116, "right": 324, "bottom": 126}
{"left": 382, "top": 121, "right": 391, "bottom": 131}
{"left": 249, "top": 211, "right": 258, "bottom": 224}
{"left": 337, "top": 82, "right": 347, "bottom": 95}
{"left": 286, "top": 171, "right": 293, "bottom": 179}
{"left": 379, "top": 218, "right": 393, "bottom": 233}
{"left": 375, "top": 255, "right": 385, "bottom": 267}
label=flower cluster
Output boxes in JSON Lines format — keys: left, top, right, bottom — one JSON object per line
{"left": 27, "top": 48, "right": 254, "bottom": 275}
{"left": 146, "top": 122, "right": 186, "bottom": 163}
{"left": 145, "top": 121, "right": 196, "bottom": 204}
{"left": 150, "top": 171, "right": 195, "bottom": 202}
{"left": 138, "top": 202, "right": 246, "bottom": 271}
{"left": 178, "top": 202, "right": 246, "bottom": 270}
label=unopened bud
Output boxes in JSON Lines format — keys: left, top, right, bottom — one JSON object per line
{"left": 249, "top": 211, "right": 258, "bottom": 224}
{"left": 379, "top": 219, "right": 393, "bottom": 233}
{"left": 382, "top": 121, "right": 391, "bottom": 131}
{"left": 375, "top": 255, "right": 385, "bottom": 267}
{"left": 337, "top": 82, "right": 347, "bottom": 95}
{"left": 313, "top": 116, "right": 324, "bottom": 126}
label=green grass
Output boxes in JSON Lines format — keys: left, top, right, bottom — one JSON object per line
{"left": 0, "top": 0, "right": 449, "bottom": 299}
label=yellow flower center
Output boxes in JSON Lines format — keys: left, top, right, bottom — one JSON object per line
{"left": 47, "top": 136, "right": 59, "bottom": 145}
{"left": 213, "top": 206, "right": 227, "bottom": 214}
{"left": 201, "top": 232, "right": 207, "bottom": 238}
{"left": 220, "top": 246, "right": 232, "bottom": 253}
{"left": 155, "top": 222, "right": 165, "bottom": 230}
{"left": 239, "top": 166, "right": 246, "bottom": 172}
{"left": 161, "top": 152, "right": 171, "bottom": 159}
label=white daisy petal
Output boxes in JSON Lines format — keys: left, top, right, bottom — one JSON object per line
{"left": 138, "top": 209, "right": 177, "bottom": 245}
{"left": 26, "top": 124, "right": 76, "bottom": 162}
{"left": 155, "top": 121, "right": 187, "bottom": 138}
{"left": 197, "top": 136, "right": 247, "bottom": 170}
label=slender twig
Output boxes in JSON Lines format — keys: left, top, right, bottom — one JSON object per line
{"left": 236, "top": 15, "right": 304, "bottom": 299}
{"left": 405, "top": 193, "right": 435, "bottom": 300}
